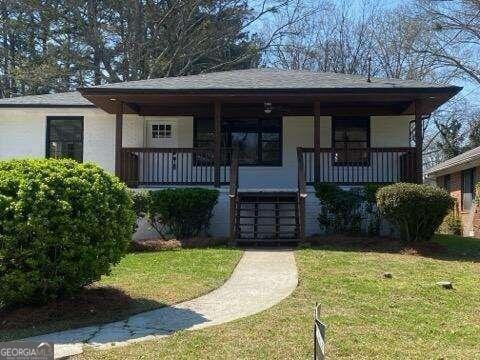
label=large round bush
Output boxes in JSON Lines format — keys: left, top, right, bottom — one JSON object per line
{"left": 0, "top": 159, "right": 136, "bottom": 308}
{"left": 376, "top": 183, "right": 454, "bottom": 243}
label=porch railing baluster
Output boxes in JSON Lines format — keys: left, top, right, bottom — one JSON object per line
{"left": 299, "top": 147, "right": 417, "bottom": 185}
{"left": 119, "top": 147, "right": 233, "bottom": 187}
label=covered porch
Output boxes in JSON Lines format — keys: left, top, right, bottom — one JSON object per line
{"left": 77, "top": 69, "right": 460, "bottom": 242}
{"left": 80, "top": 95, "right": 434, "bottom": 190}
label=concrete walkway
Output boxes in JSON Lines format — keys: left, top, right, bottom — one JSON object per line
{"left": 26, "top": 249, "right": 298, "bottom": 359}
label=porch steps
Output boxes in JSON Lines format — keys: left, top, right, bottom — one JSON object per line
{"left": 234, "top": 191, "right": 300, "bottom": 245}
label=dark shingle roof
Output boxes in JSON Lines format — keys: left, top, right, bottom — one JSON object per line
{"left": 0, "top": 91, "right": 93, "bottom": 107}
{"left": 84, "top": 68, "right": 457, "bottom": 92}
{"left": 426, "top": 146, "right": 480, "bottom": 176}
{"left": 0, "top": 69, "right": 461, "bottom": 107}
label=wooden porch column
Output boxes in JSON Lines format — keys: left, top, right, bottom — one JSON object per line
{"left": 214, "top": 100, "right": 221, "bottom": 187}
{"left": 115, "top": 105, "right": 123, "bottom": 178}
{"left": 414, "top": 99, "right": 423, "bottom": 183}
{"left": 314, "top": 101, "right": 321, "bottom": 184}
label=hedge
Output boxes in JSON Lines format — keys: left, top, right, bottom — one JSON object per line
{"left": 314, "top": 183, "right": 384, "bottom": 235}
{"left": 148, "top": 188, "right": 219, "bottom": 239}
{"left": 0, "top": 159, "right": 135, "bottom": 308}
{"left": 376, "top": 183, "right": 454, "bottom": 243}
{"left": 314, "top": 183, "right": 363, "bottom": 234}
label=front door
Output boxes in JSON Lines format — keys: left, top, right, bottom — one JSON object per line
{"left": 146, "top": 118, "right": 177, "bottom": 148}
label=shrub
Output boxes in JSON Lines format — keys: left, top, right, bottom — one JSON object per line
{"left": 438, "top": 211, "right": 462, "bottom": 235}
{"left": 376, "top": 183, "right": 454, "bottom": 243}
{"left": 148, "top": 188, "right": 219, "bottom": 239}
{"left": 130, "top": 190, "right": 151, "bottom": 218}
{"left": 0, "top": 159, "right": 135, "bottom": 309}
{"left": 129, "top": 190, "right": 151, "bottom": 233}
{"left": 363, "top": 184, "right": 384, "bottom": 236}
{"left": 314, "top": 183, "right": 363, "bottom": 234}
{"left": 363, "top": 184, "right": 383, "bottom": 205}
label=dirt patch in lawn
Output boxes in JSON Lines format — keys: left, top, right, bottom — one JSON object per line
{"left": 307, "top": 234, "right": 447, "bottom": 257}
{"left": 0, "top": 287, "right": 162, "bottom": 336}
{"left": 131, "top": 237, "right": 228, "bottom": 251}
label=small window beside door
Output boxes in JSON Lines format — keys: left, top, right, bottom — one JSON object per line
{"left": 152, "top": 124, "right": 172, "bottom": 139}
{"left": 46, "top": 116, "right": 83, "bottom": 162}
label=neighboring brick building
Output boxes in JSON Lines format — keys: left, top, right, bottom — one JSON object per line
{"left": 426, "top": 147, "right": 480, "bottom": 237}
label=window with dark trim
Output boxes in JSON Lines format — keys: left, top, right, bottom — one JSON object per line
{"left": 194, "top": 117, "right": 282, "bottom": 166}
{"left": 332, "top": 117, "right": 370, "bottom": 166}
{"left": 46, "top": 116, "right": 83, "bottom": 162}
{"left": 443, "top": 174, "right": 451, "bottom": 193}
{"left": 461, "top": 168, "right": 475, "bottom": 211}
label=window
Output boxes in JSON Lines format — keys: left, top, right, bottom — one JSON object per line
{"left": 152, "top": 124, "right": 171, "bottom": 138}
{"left": 461, "top": 168, "right": 476, "bottom": 211}
{"left": 194, "top": 117, "right": 282, "bottom": 166}
{"left": 443, "top": 174, "right": 451, "bottom": 193}
{"left": 46, "top": 116, "right": 83, "bottom": 162}
{"left": 332, "top": 117, "right": 370, "bottom": 165}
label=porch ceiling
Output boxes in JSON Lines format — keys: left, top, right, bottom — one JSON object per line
{"left": 79, "top": 89, "right": 459, "bottom": 117}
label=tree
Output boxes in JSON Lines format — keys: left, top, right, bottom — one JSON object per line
{"left": 264, "top": 1, "right": 446, "bottom": 83}
{"left": 433, "top": 117, "right": 465, "bottom": 160}
{"left": 466, "top": 110, "right": 480, "bottom": 148}
{"left": 0, "top": 0, "right": 300, "bottom": 96}
{"left": 414, "top": 0, "right": 480, "bottom": 84}
{"left": 265, "top": 0, "right": 376, "bottom": 75}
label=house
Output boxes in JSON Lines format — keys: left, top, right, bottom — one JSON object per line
{"left": 0, "top": 69, "right": 461, "bottom": 242}
{"left": 426, "top": 146, "right": 480, "bottom": 237}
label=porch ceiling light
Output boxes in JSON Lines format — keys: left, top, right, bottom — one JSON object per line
{"left": 109, "top": 98, "right": 116, "bottom": 101}
{"left": 264, "top": 102, "right": 273, "bottom": 114}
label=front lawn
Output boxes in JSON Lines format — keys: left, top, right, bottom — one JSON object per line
{"left": 77, "top": 235, "right": 480, "bottom": 359}
{"left": 0, "top": 247, "right": 242, "bottom": 341}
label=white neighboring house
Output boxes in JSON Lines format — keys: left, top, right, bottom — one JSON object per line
{"left": 0, "top": 69, "right": 461, "bottom": 242}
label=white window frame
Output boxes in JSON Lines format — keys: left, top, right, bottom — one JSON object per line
{"left": 145, "top": 117, "right": 178, "bottom": 148}
{"left": 151, "top": 123, "right": 172, "bottom": 139}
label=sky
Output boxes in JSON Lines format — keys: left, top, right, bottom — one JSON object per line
{"left": 255, "top": 0, "right": 479, "bottom": 107}
{"left": 345, "top": 0, "right": 479, "bottom": 105}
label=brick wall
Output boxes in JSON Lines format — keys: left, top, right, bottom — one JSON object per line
{"left": 437, "top": 172, "right": 461, "bottom": 213}
{"left": 437, "top": 167, "right": 480, "bottom": 237}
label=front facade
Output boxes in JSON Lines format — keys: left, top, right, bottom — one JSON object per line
{"left": 426, "top": 147, "right": 480, "bottom": 237}
{"left": 0, "top": 69, "right": 461, "bottom": 242}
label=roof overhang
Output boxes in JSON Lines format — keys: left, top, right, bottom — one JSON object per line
{"left": 0, "top": 104, "right": 95, "bottom": 108}
{"left": 79, "top": 86, "right": 462, "bottom": 116}
{"left": 426, "top": 156, "right": 480, "bottom": 178}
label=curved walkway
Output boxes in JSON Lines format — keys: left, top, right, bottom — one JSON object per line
{"left": 26, "top": 249, "right": 298, "bottom": 359}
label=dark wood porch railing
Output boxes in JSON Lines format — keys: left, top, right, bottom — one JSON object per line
{"left": 299, "top": 147, "right": 417, "bottom": 185}
{"left": 119, "top": 147, "right": 233, "bottom": 187}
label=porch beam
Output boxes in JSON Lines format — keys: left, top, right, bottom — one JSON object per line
{"left": 214, "top": 100, "right": 221, "bottom": 187}
{"left": 414, "top": 99, "right": 423, "bottom": 183}
{"left": 314, "top": 101, "right": 321, "bottom": 184}
{"left": 139, "top": 102, "right": 411, "bottom": 117}
{"left": 115, "top": 103, "right": 124, "bottom": 178}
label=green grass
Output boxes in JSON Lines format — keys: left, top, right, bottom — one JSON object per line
{"left": 0, "top": 247, "right": 242, "bottom": 341}
{"left": 77, "top": 235, "right": 480, "bottom": 359}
